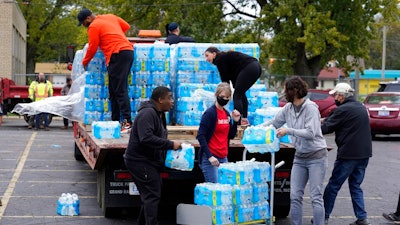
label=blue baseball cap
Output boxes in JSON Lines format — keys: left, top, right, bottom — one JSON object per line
{"left": 167, "top": 22, "right": 179, "bottom": 31}
{"left": 77, "top": 9, "right": 92, "bottom": 26}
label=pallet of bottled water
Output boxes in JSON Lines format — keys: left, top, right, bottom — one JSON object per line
{"left": 56, "top": 193, "right": 80, "bottom": 216}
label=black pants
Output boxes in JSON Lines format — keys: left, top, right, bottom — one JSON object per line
{"left": 233, "top": 61, "right": 262, "bottom": 118}
{"left": 107, "top": 50, "right": 133, "bottom": 122}
{"left": 63, "top": 118, "right": 69, "bottom": 127}
{"left": 125, "top": 160, "right": 161, "bottom": 225}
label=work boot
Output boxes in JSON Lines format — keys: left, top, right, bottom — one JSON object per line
{"left": 28, "top": 125, "right": 32, "bottom": 129}
{"left": 349, "top": 219, "right": 371, "bottom": 225}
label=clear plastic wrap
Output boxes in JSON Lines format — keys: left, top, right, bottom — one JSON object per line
{"left": 12, "top": 74, "right": 86, "bottom": 122}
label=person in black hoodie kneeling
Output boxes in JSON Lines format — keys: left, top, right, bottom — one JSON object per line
{"left": 124, "top": 86, "right": 182, "bottom": 225}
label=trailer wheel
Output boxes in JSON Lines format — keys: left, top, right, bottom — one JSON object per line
{"left": 273, "top": 205, "right": 290, "bottom": 218}
{"left": 74, "top": 143, "right": 85, "bottom": 161}
{"left": 23, "top": 114, "right": 53, "bottom": 125}
{"left": 99, "top": 169, "right": 118, "bottom": 218}
{"left": 97, "top": 169, "right": 104, "bottom": 207}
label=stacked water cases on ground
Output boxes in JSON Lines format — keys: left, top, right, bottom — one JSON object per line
{"left": 130, "top": 43, "right": 171, "bottom": 122}
{"left": 194, "top": 161, "right": 271, "bottom": 224}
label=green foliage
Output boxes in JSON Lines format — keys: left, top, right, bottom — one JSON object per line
{"left": 18, "top": 0, "right": 398, "bottom": 81}
{"left": 18, "top": 0, "right": 85, "bottom": 73}
{"left": 74, "top": 0, "right": 224, "bottom": 42}
{"left": 258, "top": 0, "right": 391, "bottom": 81}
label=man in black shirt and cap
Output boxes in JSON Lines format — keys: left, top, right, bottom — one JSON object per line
{"left": 165, "top": 22, "right": 195, "bottom": 45}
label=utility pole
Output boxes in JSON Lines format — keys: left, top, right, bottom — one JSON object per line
{"left": 354, "top": 65, "right": 359, "bottom": 101}
{"left": 381, "top": 25, "right": 387, "bottom": 81}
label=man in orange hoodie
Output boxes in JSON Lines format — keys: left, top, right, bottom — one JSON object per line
{"left": 78, "top": 9, "right": 133, "bottom": 134}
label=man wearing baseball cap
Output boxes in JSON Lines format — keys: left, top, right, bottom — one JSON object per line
{"left": 77, "top": 8, "right": 133, "bottom": 134}
{"left": 164, "top": 21, "right": 195, "bottom": 45}
{"left": 320, "top": 83, "right": 372, "bottom": 225}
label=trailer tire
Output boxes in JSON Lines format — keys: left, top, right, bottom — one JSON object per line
{"left": 24, "top": 114, "right": 53, "bottom": 125}
{"left": 97, "top": 169, "right": 104, "bottom": 207}
{"left": 74, "top": 143, "right": 85, "bottom": 161}
{"left": 273, "top": 205, "right": 290, "bottom": 218}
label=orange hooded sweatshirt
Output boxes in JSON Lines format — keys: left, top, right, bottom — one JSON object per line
{"left": 82, "top": 14, "right": 133, "bottom": 67}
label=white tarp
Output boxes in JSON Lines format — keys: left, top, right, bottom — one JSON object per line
{"left": 12, "top": 74, "right": 85, "bottom": 122}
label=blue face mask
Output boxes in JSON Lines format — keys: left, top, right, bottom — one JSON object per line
{"left": 217, "top": 96, "right": 229, "bottom": 106}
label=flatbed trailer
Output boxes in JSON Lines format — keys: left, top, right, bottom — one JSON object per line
{"left": 73, "top": 122, "right": 294, "bottom": 219}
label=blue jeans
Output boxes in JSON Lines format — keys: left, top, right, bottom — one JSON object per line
{"left": 199, "top": 152, "right": 227, "bottom": 183}
{"left": 324, "top": 158, "right": 369, "bottom": 220}
{"left": 290, "top": 156, "right": 328, "bottom": 225}
{"left": 35, "top": 113, "right": 49, "bottom": 129}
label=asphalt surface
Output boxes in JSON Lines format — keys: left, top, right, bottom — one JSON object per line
{"left": 0, "top": 116, "right": 399, "bottom": 225}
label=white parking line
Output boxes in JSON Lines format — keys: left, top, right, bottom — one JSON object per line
{"left": 1, "top": 215, "right": 105, "bottom": 219}
{"left": 9, "top": 195, "right": 96, "bottom": 199}
{"left": 0, "top": 132, "right": 36, "bottom": 218}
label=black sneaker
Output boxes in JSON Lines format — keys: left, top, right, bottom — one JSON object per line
{"left": 349, "top": 219, "right": 371, "bottom": 225}
{"left": 383, "top": 212, "right": 400, "bottom": 222}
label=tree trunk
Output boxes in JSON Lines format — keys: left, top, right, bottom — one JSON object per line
{"left": 292, "top": 42, "right": 322, "bottom": 88}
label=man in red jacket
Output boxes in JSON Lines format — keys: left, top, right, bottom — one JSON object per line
{"left": 78, "top": 9, "right": 133, "bottom": 133}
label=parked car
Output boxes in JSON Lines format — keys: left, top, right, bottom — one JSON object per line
{"left": 363, "top": 92, "right": 400, "bottom": 137}
{"left": 279, "top": 89, "right": 336, "bottom": 118}
{"left": 377, "top": 80, "right": 400, "bottom": 92}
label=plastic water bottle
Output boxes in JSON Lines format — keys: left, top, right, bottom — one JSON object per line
{"left": 56, "top": 193, "right": 67, "bottom": 215}
{"left": 71, "top": 193, "right": 80, "bottom": 216}
{"left": 57, "top": 193, "right": 79, "bottom": 216}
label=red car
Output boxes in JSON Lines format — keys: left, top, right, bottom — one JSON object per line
{"left": 279, "top": 89, "right": 336, "bottom": 118}
{"left": 363, "top": 92, "right": 400, "bottom": 137}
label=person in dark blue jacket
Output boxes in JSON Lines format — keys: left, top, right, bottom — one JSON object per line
{"left": 165, "top": 22, "right": 195, "bottom": 45}
{"left": 124, "top": 86, "right": 182, "bottom": 225}
{"left": 204, "top": 46, "right": 262, "bottom": 126}
{"left": 196, "top": 82, "right": 241, "bottom": 183}
{"left": 321, "top": 83, "right": 373, "bottom": 225}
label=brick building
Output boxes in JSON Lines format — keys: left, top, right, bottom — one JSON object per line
{"left": 0, "top": 0, "right": 26, "bottom": 85}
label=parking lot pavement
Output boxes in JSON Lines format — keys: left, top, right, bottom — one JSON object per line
{"left": 0, "top": 116, "right": 399, "bottom": 225}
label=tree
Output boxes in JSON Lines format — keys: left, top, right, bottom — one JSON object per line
{"left": 74, "top": 0, "right": 225, "bottom": 42}
{"left": 365, "top": 23, "right": 400, "bottom": 70}
{"left": 20, "top": 0, "right": 398, "bottom": 85}
{"left": 18, "top": 0, "right": 85, "bottom": 74}
{"left": 224, "top": 0, "right": 398, "bottom": 86}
